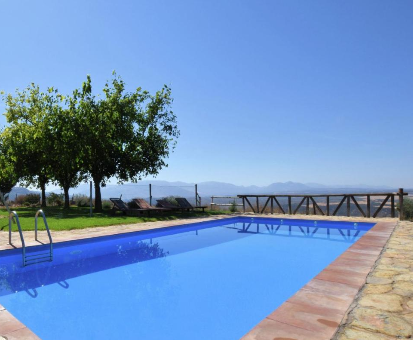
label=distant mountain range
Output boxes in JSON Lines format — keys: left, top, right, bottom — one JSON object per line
{"left": 6, "top": 187, "right": 34, "bottom": 199}
{"left": 7, "top": 180, "right": 407, "bottom": 203}
{"left": 37, "top": 180, "right": 403, "bottom": 201}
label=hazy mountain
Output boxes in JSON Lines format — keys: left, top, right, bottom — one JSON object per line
{"left": 6, "top": 187, "right": 37, "bottom": 199}
{"left": 45, "top": 180, "right": 399, "bottom": 201}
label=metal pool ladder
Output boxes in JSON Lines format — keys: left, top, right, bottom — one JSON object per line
{"left": 8, "top": 210, "right": 53, "bottom": 266}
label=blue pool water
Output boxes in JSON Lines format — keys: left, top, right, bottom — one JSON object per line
{"left": 0, "top": 217, "right": 374, "bottom": 340}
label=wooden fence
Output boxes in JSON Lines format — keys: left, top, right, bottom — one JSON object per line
{"left": 237, "top": 188, "right": 408, "bottom": 220}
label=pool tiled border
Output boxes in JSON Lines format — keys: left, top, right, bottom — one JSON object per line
{"left": 0, "top": 216, "right": 397, "bottom": 340}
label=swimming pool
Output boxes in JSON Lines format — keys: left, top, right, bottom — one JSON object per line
{"left": 0, "top": 217, "right": 374, "bottom": 339}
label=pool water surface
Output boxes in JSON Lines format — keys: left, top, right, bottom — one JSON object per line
{"left": 0, "top": 217, "right": 374, "bottom": 340}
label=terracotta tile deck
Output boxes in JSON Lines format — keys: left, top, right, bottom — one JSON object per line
{"left": 0, "top": 214, "right": 401, "bottom": 339}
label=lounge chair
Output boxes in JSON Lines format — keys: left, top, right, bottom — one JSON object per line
{"left": 156, "top": 199, "right": 187, "bottom": 212}
{"left": 110, "top": 198, "right": 148, "bottom": 216}
{"left": 133, "top": 198, "right": 171, "bottom": 214}
{"left": 175, "top": 198, "right": 207, "bottom": 212}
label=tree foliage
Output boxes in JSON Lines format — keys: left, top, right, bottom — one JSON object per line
{"left": 0, "top": 73, "right": 179, "bottom": 211}
{"left": 75, "top": 74, "right": 179, "bottom": 211}
{"left": 1, "top": 84, "right": 54, "bottom": 206}
{"left": 44, "top": 92, "right": 86, "bottom": 208}
{"left": 0, "top": 141, "right": 19, "bottom": 195}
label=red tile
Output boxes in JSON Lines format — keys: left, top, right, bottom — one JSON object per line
{"left": 0, "top": 310, "right": 26, "bottom": 334}
{"left": 357, "top": 235, "right": 389, "bottom": 244}
{"left": 325, "top": 262, "right": 372, "bottom": 275}
{"left": 241, "top": 318, "right": 322, "bottom": 340}
{"left": 340, "top": 251, "right": 378, "bottom": 262}
{"left": 347, "top": 244, "right": 382, "bottom": 256}
{"left": 2, "top": 327, "right": 40, "bottom": 340}
{"left": 287, "top": 288, "right": 354, "bottom": 315}
{"left": 267, "top": 301, "right": 343, "bottom": 338}
{"left": 302, "top": 278, "right": 359, "bottom": 299}
{"left": 354, "top": 239, "right": 388, "bottom": 248}
{"left": 333, "top": 257, "right": 376, "bottom": 268}
{"left": 315, "top": 268, "right": 367, "bottom": 288}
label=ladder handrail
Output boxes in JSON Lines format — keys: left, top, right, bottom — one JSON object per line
{"left": 35, "top": 209, "right": 53, "bottom": 242}
{"left": 35, "top": 209, "right": 53, "bottom": 260}
{"left": 7, "top": 210, "right": 53, "bottom": 266}
{"left": 8, "top": 211, "right": 26, "bottom": 265}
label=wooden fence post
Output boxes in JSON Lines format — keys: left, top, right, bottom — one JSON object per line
{"left": 399, "top": 188, "right": 404, "bottom": 220}
{"left": 367, "top": 195, "right": 371, "bottom": 218}
{"left": 346, "top": 196, "right": 351, "bottom": 217}
{"left": 306, "top": 197, "right": 310, "bottom": 215}
{"left": 288, "top": 196, "right": 292, "bottom": 215}
{"left": 326, "top": 196, "right": 330, "bottom": 216}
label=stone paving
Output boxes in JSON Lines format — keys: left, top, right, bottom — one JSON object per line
{"left": 334, "top": 221, "right": 413, "bottom": 339}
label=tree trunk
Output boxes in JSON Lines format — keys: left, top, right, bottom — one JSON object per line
{"left": 94, "top": 180, "right": 102, "bottom": 212}
{"left": 41, "top": 183, "right": 47, "bottom": 208}
{"left": 63, "top": 187, "right": 70, "bottom": 209}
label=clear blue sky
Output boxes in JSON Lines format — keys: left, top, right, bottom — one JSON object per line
{"left": 1, "top": 0, "right": 412, "bottom": 187}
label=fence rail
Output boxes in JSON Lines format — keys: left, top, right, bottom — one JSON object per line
{"left": 210, "top": 196, "right": 243, "bottom": 209}
{"left": 237, "top": 188, "right": 408, "bottom": 220}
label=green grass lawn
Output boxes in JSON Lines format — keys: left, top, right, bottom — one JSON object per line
{"left": 0, "top": 206, "right": 231, "bottom": 232}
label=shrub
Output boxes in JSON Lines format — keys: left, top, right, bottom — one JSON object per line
{"left": 229, "top": 200, "right": 238, "bottom": 213}
{"left": 163, "top": 196, "right": 179, "bottom": 206}
{"left": 47, "top": 193, "right": 64, "bottom": 206}
{"left": 25, "top": 193, "right": 40, "bottom": 205}
{"left": 402, "top": 197, "right": 413, "bottom": 220}
{"left": 127, "top": 200, "right": 139, "bottom": 209}
{"left": 15, "top": 195, "right": 26, "bottom": 206}
{"left": 102, "top": 200, "right": 112, "bottom": 210}
{"left": 73, "top": 194, "right": 90, "bottom": 207}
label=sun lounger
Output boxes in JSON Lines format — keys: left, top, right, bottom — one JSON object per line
{"left": 175, "top": 198, "right": 207, "bottom": 212}
{"left": 156, "top": 199, "right": 187, "bottom": 212}
{"left": 133, "top": 198, "right": 171, "bottom": 214}
{"left": 110, "top": 198, "right": 148, "bottom": 216}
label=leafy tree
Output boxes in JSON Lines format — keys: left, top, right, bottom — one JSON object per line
{"left": 77, "top": 74, "right": 179, "bottom": 212}
{"left": 2, "top": 85, "right": 85, "bottom": 209}
{"left": 1, "top": 85, "right": 53, "bottom": 206}
{"left": 1, "top": 73, "right": 179, "bottom": 212}
{"left": 0, "top": 147, "right": 18, "bottom": 196}
{"left": 47, "top": 192, "right": 64, "bottom": 207}
{"left": 0, "top": 132, "right": 19, "bottom": 218}
{"left": 44, "top": 92, "right": 86, "bottom": 209}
